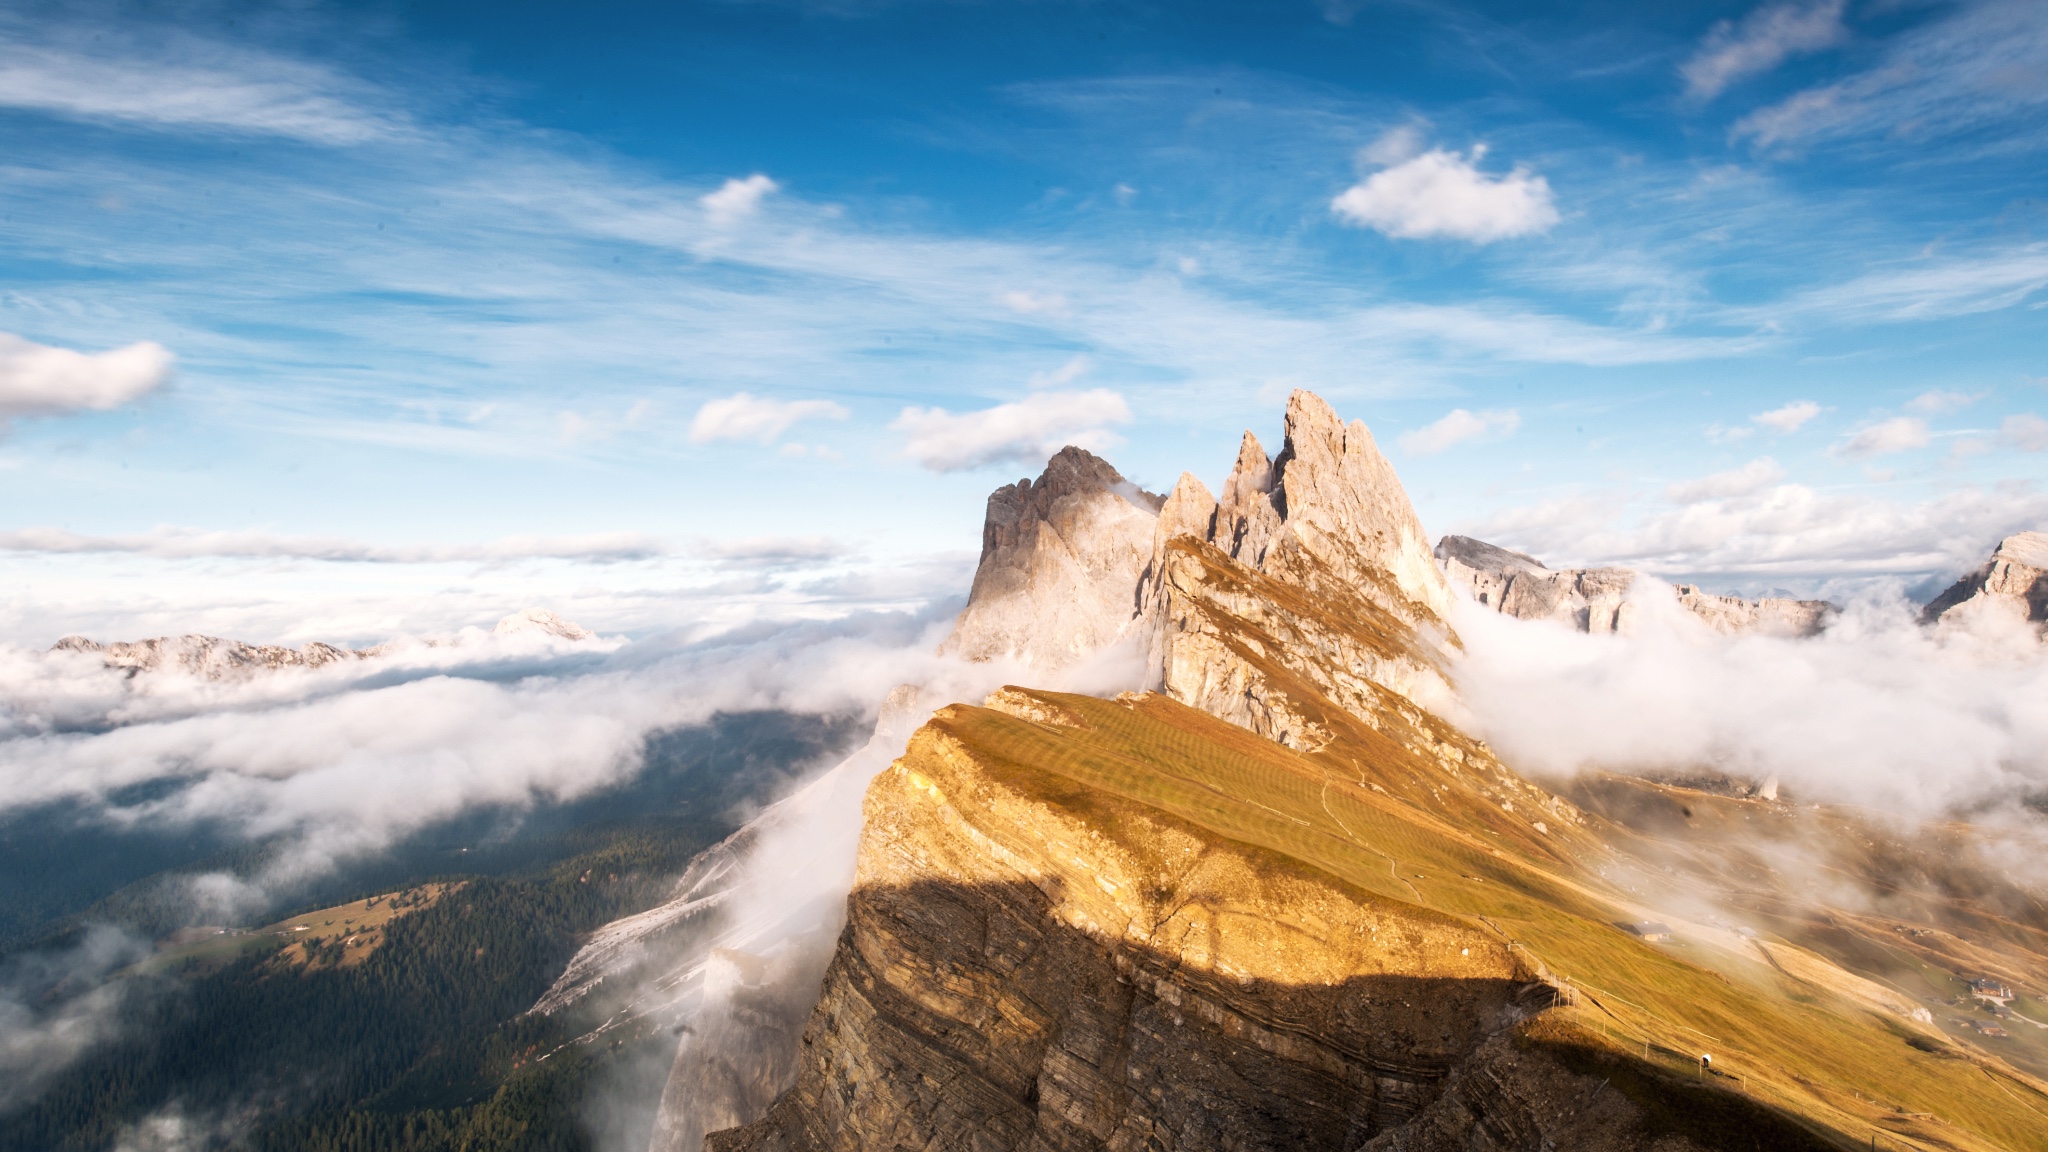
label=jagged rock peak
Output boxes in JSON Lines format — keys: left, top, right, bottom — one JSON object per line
{"left": 1154, "top": 472, "right": 1219, "bottom": 545}
{"left": 50, "top": 633, "right": 369, "bottom": 678}
{"left": 943, "top": 446, "right": 1165, "bottom": 670}
{"left": 493, "top": 607, "right": 596, "bottom": 641}
{"left": 1190, "top": 390, "right": 1453, "bottom": 624}
{"left": 1271, "top": 390, "right": 1454, "bottom": 621}
{"left": 1437, "top": 534, "right": 1835, "bottom": 637}
{"left": 1213, "top": 430, "right": 1282, "bottom": 564}
{"left": 1922, "top": 530, "right": 2048, "bottom": 629}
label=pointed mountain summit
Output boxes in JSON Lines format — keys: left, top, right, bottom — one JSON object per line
{"left": 942, "top": 445, "right": 1164, "bottom": 669}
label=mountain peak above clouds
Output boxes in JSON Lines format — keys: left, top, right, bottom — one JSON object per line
{"left": 940, "top": 445, "right": 1164, "bottom": 670}
{"left": 1923, "top": 530, "right": 2048, "bottom": 631}
{"left": 492, "top": 607, "right": 596, "bottom": 641}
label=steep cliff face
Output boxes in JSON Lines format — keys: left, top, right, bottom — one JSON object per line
{"left": 1923, "top": 531, "right": 2048, "bottom": 631}
{"left": 1434, "top": 535, "right": 1834, "bottom": 637}
{"left": 633, "top": 391, "right": 2048, "bottom": 1152}
{"left": 711, "top": 692, "right": 1847, "bottom": 1152}
{"left": 713, "top": 706, "right": 1532, "bottom": 1152}
{"left": 942, "top": 446, "right": 1164, "bottom": 671}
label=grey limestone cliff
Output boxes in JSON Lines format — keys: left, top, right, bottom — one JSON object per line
{"left": 941, "top": 446, "right": 1165, "bottom": 671}
{"left": 1921, "top": 530, "right": 2048, "bottom": 631}
{"left": 1434, "top": 535, "right": 1835, "bottom": 637}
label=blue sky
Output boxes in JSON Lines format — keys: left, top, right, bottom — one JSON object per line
{"left": 0, "top": 0, "right": 2044, "bottom": 644}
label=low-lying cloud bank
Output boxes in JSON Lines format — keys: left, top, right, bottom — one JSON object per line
{"left": 0, "top": 608, "right": 1031, "bottom": 918}
{"left": 1447, "top": 580, "right": 2048, "bottom": 819}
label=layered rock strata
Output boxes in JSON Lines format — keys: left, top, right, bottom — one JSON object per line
{"left": 1434, "top": 535, "right": 1835, "bottom": 637}
{"left": 1922, "top": 531, "right": 2048, "bottom": 631}
{"left": 942, "top": 446, "right": 1164, "bottom": 671}
{"left": 711, "top": 702, "right": 1540, "bottom": 1152}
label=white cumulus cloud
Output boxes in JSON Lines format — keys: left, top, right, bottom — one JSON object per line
{"left": 1837, "top": 416, "right": 1930, "bottom": 458}
{"left": 1399, "top": 408, "right": 1521, "bottom": 456}
{"left": 0, "top": 333, "right": 172, "bottom": 420}
{"left": 700, "top": 174, "right": 779, "bottom": 226}
{"left": 2001, "top": 413, "right": 2048, "bottom": 452}
{"left": 1331, "top": 138, "right": 1558, "bottom": 244}
{"left": 1905, "top": 389, "right": 1976, "bottom": 415}
{"left": 688, "top": 392, "right": 848, "bottom": 445}
{"left": 1681, "top": 0, "right": 1847, "bottom": 100}
{"left": 892, "top": 389, "right": 1131, "bottom": 473}
{"left": 1751, "top": 400, "right": 1820, "bottom": 433}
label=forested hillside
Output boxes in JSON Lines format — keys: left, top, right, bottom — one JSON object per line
{"left": 0, "top": 710, "right": 862, "bottom": 1152}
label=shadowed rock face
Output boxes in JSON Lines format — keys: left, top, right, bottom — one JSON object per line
{"left": 706, "top": 700, "right": 1837, "bottom": 1152}
{"left": 1923, "top": 531, "right": 2048, "bottom": 630}
{"left": 709, "top": 711, "right": 1537, "bottom": 1152}
{"left": 942, "top": 446, "right": 1164, "bottom": 671}
{"left": 1432, "top": 535, "right": 1835, "bottom": 637}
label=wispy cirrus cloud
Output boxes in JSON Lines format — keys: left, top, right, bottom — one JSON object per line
{"left": 1681, "top": 0, "right": 1846, "bottom": 101}
{"left": 0, "top": 32, "right": 405, "bottom": 144}
{"left": 0, "top": 528, "right": 667, "bottom": 564}
{"left": 1733, "top": 0, "right": 2048, "bottom": 152}
{"left": 688, "top": 393, "right": 849, "bottom": 445}
{"left": 1770, "top": 244, "right": 2048, "bottom": 322}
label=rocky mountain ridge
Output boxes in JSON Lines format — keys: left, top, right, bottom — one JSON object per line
{"left": 50, "top": 632, "right": 373, "bottom": 677}
{"left": 48, "top": 608, "right": 597, "bottom": 679}
{"left": 614, "top": 390, "right": 2048, "bottom": 1151}
{"left": 1433, "top": 535, "right": 1836, "bottom": 637}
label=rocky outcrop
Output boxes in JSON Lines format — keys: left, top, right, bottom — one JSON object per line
{"left": 1922, "top": 531, "right": 2048, "bottom": 631}
{"left": 1434, "top": 535, "right": 1835, "bottom": 637}
{"left": 709, "top": 705, "right": 1546, "bottom": 1152}
{"left": 943, "top": 447, "right": 1165, "bottom": 671}
{"left": 1187, "top": 393, "right": 1454, "bottom": 630}
{"left": 1143, "top": 392, "right": 1460, "bottom": 751}
{"left": 49, "top": 633, "right": 369, "bottom": 678}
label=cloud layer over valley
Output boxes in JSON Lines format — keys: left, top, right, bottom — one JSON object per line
{"left": 1449, "top": 583, "right": 2048, "bottom": 822}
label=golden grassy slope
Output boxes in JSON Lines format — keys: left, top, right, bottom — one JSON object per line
{"left": 940, "top": 688, "right": 2048, "bottom": 1152}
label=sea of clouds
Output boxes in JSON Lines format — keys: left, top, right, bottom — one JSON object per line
{"left": 1446, "top": 578, "right": 2048, "bottom": 820}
